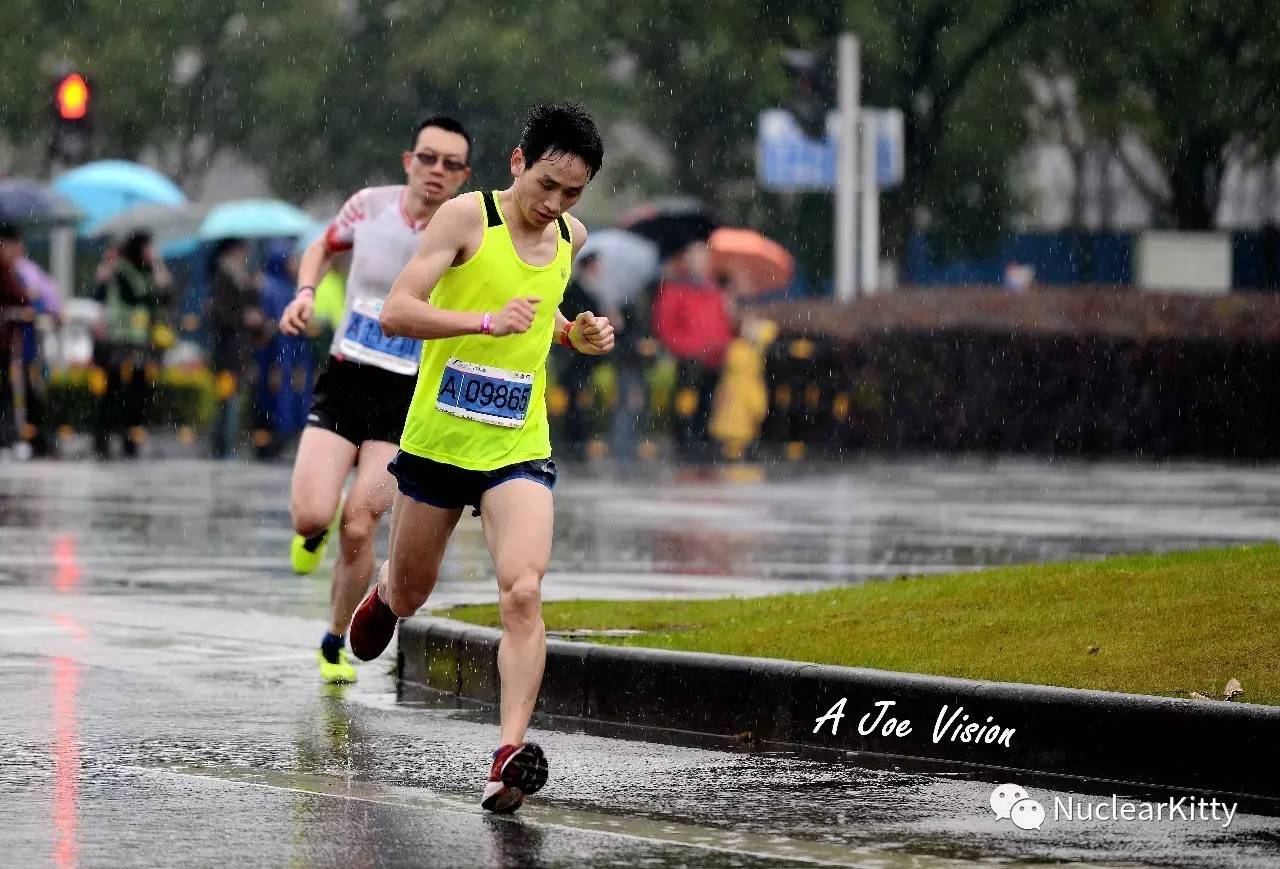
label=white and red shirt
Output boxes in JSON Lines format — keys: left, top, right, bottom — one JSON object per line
{"left": 325, "top": 185, "right": 427, "bottom": 375}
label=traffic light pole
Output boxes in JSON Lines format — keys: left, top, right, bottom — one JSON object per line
{"left": 50, "top": 227, "right": 75, "bottom": 301}
{"left": 835, "top": 33, "right": 859, "bottom": 302}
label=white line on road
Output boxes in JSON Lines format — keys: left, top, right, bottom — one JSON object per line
{"left": 130, "top": 765, "right": 981, "bottom": 867}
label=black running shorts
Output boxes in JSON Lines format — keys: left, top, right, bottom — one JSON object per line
{"left": 307, "top": 357, "right": 417, "bottom": 447}
{"left": 388, "top": 450, "right": 557, "bottom": 515}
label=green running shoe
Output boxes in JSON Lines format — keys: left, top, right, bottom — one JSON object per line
{"left": 291, "top": 509, "right": 340, "bottom": 575}
{"left": 316, "top": 647, "right": 357, "bottom": 684}
{"left": 291, "top": 533, "right": 327, "bottom": 574}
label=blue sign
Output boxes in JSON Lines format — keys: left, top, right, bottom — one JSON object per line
{"left": 757, "top": 108, "right": 903, "bottom": 193}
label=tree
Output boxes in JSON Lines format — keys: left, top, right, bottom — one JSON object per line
{"left": 1064, "top": 0, "right": 1280, "bottom": 229}
{"left": 0, "top": 0, "right": 1086, "bottom": 276}
{"left": 848, "top": 0, "right": 1074, "bottom": 257}
{"left": 596, "top": 0, "right": 825, "bottom": 205}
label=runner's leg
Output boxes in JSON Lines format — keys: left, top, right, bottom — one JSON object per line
{"left": 328, "top": 439, "right": 398, "bottom": 635}
{"left": 380, "top": 491, "right": 463, "bottom": 616}
{"left": 479, "top": 479, "right": 554, "bottom": 747}
{"left": 290, "top": 426, "right": 356, "bottom": 539}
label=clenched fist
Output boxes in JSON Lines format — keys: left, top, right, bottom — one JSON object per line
{"left": 279, "top": 293, "right": 314, "bottom": 336}
{"left": 569, "top": 310, "right": 615, "bottom": 355}
{"left": 491, "top": 296, "right": 540, "bottom": 337}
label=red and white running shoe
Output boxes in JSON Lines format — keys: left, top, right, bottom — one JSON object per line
{"left": 481, "top": 742, "right": 548, "bottom": 814}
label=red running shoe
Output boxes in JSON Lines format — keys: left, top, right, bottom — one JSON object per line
{"left": 481, "top": 742, "right": 548, "bottom": 814}
{"left": 348, "top": 584, "right": 398, "bottom": 660}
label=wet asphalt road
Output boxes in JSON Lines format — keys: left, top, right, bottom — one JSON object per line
{"left": 3, "top": 457, "right": 1280, "bottom": 867}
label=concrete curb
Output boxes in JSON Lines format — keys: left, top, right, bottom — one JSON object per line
{"left": 398, "top": 617, "right": 1280, "bottom": 801}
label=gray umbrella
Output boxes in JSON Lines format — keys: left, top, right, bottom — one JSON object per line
{"left": 0, "top": 179, "right": 82, "bottom": 225}
{"left": 89, "top": 201, "right": 209, "bottom": 243}
{"left": 576, "top": 229, "right": 660, "bottom": 307}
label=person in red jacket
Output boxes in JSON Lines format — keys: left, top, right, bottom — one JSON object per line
{"left": 652, "top": 239, "right": 734, "bottom": 456}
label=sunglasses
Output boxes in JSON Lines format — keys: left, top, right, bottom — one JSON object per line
{"left": 413, "top": 151, "right": 468, "bottom": 172}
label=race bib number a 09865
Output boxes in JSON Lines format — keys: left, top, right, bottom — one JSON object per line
{"left": 435, "top": 358, "right": 533, "bottom": 428}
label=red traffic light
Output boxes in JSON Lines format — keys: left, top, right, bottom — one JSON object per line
{"left": 56, "top": 74, "right": 90, "bottom": 121}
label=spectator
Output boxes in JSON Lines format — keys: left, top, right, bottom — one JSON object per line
{"left": 1004, "top": 260, "right": 1034, "bottom": 292}
{"left": 252, "top": 241, "right": 314, "bottom": 458}
{"left": 555, "top": 252, "right": 607, "bottom": 458}
{"left": 15, "top": 255, "right": 62, "bottom": 457}
{"left": 709, "top": 318, "right": 776, "bottom": 460}
{"left": 0, "top": 223, "right": 33, "bottom": 455}
{"left": 606, "top": 274, "right": 656, "bottom": 462}
{"left": 91, "top": 231, "right": 173, "bottom": 459}
{"left": 206, "top": 238, "right": 264, "bottom": 459}
{"left": 652, "top": 239, "right": 735, "bottom": 456}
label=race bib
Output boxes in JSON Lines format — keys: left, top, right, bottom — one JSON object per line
{"left": 435, "top": 358, "right": 534, "bottom": 428}
{"left": 337, "top": 299, "right": 421, "bottom": 374}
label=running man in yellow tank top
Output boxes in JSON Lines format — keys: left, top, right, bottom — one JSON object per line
{"left": 348, "top": 102, "right": 612, "bottom": 814}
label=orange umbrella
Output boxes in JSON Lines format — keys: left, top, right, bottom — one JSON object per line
{"left": 708, "top": 228, "right": 795, "bottom": 294}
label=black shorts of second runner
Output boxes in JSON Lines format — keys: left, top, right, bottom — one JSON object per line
{"left": 307, "top": 357, "right": 417, "bottom": 447}
{"left": 388, "top": 450, "right": 557, "bottom": 516}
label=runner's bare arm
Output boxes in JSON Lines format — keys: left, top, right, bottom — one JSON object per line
{"left": 296, "top": 234, "right": 338, "bottom": 290}
{"left": 554, "top": 216, "right": 614, "bottom": 355}
{"left": 280, "top": 234, "right": 339, "bottom": 335}
{"left": 553, "top": 216, "right": 591, "bottom": 332}
{"left": 568, "top": 214, "right": 588, "bottom": 259}
{"left": 382, "top": 195, "right": 539, "bottom": 340}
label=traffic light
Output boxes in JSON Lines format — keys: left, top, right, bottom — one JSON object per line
{"left": 781, "top": 47, "right": 834, "bottom": 141}
{"left": 56, "top": 73, "right": 90, "bottom": 120}
{"left": 50, "top": 72, "right": 93, "bottom": 164}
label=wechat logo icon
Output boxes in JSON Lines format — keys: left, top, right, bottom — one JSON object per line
{"left": 991, "top": 783, "right": 1045, "bottom": 831}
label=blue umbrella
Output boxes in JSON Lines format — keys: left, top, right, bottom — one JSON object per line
{"left": 52, "top": 160, "right": 186, "bottom": 233}
{"left": 198, "top": 199, "right": 314, "bottom": 240}
{"left": 0, "top": 179, "right": 82, "bottom": 224}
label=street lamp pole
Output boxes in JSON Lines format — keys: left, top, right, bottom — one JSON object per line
{"left": 835, "top": 33, "right": 860, "bottom": 302}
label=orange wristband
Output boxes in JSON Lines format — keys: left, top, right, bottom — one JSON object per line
{"left": 558, "top": 322, "right": 574, "bottom": 349}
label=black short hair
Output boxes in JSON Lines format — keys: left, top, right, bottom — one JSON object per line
{"left": 518, "top": 102, "right": 604, "bottom": 180}
{"left": 209, "top": 237, "right": 247, "bottom": 278}
{"left": 121, "top": 231, "right": 153, "bottom": 269}
{"left": 0, "top": 222, "right": 22, "bottom": 241}
{"left": 412, "top": 115, "right": 472, "bottom": 165}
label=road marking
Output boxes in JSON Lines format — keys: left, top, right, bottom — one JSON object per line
{"left": 130, "top": 765, "right": 981, "bottom": 867}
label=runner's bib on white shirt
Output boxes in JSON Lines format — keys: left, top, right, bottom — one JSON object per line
{"left": 324, "top": 185, "right": 426, "bottom": 375}
{"left": 335, "top": 298, "right": 422, "bottom": 374}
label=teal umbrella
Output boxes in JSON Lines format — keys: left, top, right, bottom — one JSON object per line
{"left": 198, "top": 199, "right": 314, "bottom": 240}
{"left": 52, "top": 160, "right": 186, "bottom": 233}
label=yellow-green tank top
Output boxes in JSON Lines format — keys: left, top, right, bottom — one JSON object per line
{"left": 399, "top": 190, "right": 572, "bottom": 470}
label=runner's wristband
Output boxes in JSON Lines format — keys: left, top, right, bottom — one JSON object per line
{"left": 480, "top": 312, "right": 493, "bottom": 335}
{"left": 558, "top": 322, "right": 575, "bottom": 350}
{"left": 295, "top": 285, "right": 315, "bottom": 299}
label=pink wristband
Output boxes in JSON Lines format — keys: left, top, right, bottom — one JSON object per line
{"left": 295, "top": 286, "right": 315, "bottom": 299}
{"left": 480, "top": 312, "right": 493, "bottom": 335}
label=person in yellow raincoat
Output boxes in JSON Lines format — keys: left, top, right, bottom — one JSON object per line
{"left": 708, "top": 318, "right": 776, "bottom": 460}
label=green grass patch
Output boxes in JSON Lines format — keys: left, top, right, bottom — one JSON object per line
{"left": 445, "top": 545, "right": 1280, "bottom": 706}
